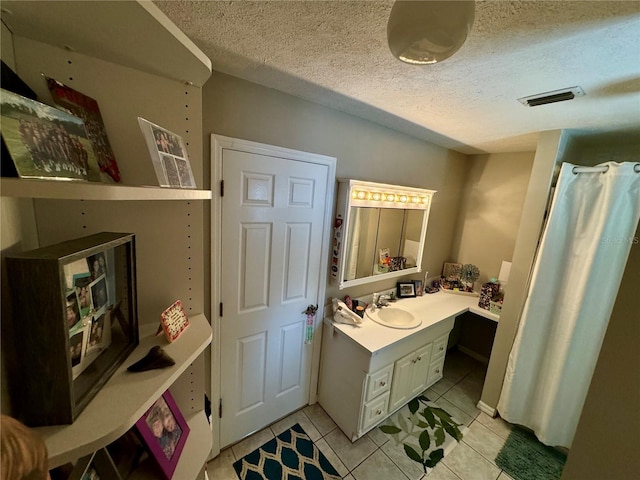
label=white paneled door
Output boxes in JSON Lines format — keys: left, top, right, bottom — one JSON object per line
{"left": 219, "top": 146, "right": 331, "bottom": 447}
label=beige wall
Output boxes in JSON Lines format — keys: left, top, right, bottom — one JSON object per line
{"left": 202, "top": 71, "right": 470, "bottom": 302}
{"left": 562, "top": 224, "right": 639, "bottom": 479}
{"left": 451, "top": 152, "right": 534, "bottom": 285}
{"left": 480, "top": 130, "right": 566, "bottom": 409}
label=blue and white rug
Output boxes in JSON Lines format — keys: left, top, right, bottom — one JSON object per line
{"left": 233, "top": 423, "right": 341, "bottom": 480}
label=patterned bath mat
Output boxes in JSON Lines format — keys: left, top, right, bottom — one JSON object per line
{"left": 233, "top": 423, "right": 341, "bottom": 480}
{"left": 379, "top": 395, "right": 463, "bottom": 476}
{"left": 495, "top": 427, "right": 567, "bottom": 480}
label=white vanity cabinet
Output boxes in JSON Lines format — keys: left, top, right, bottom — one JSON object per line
{"left": 318, "top": 314, "right": 454, "bottom": 441}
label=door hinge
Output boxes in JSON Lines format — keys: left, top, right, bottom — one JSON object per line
{"left": 219, "top": 399, "right": 222, "bottom": 418}
{"left": 219, "top": 302, "right": 223, "bottom": 317}
{"left": 220, "top": 179, "right": 224, "bottom": 197}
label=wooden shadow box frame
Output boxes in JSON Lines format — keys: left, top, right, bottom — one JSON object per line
{"left": 3, "top": 232, "right": 138, "bottom": 426}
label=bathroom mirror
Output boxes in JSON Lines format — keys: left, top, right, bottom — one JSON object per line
{"left": 332, "top": 179, "right": 436, "bottom": 289}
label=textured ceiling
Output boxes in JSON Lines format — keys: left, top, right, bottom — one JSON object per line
{"left": 154, "top": 1, "right": 640, "bottom": 154}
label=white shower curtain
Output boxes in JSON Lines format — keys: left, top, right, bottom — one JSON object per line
{"left": 497, "top": 161, "right": 640, "bottom": 448}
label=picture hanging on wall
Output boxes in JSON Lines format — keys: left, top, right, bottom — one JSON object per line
{"left": 137, "top": 117, "right": 196, "bottom": 189}
{"left": 45, "top": 76, "right": 121, "bottom": 182}
{"left": 0, "top": 88, "right": 102, "bottom": 182}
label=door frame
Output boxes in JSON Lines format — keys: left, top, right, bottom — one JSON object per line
{"left": 210, "top": 134, "right": 336, "bottom": 457}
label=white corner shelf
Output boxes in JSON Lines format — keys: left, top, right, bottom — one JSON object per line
{"left": 1, "top": 178, "right": 212, "bottom": 201}
{"left": 35, "top": 314, "right": 212, "bottom": 469}
{"left": 0, "top": 0, "right": 212, "bottom": 87}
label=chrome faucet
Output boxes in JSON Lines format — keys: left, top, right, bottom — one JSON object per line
{"left": 372, "top": 293, "right": 391, "bottom": 308}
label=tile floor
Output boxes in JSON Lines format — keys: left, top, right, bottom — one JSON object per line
{"left": 207, "top": 349, "right": 518, "bottom": 480}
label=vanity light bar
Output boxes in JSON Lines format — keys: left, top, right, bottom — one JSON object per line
{"left": 351, "top": 189, "right": 431, "bottom": 207}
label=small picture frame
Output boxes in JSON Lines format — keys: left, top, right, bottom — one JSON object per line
{"left": 0, "top": 88, "right": 102, "bottom": 182}
{"left": 442, "top": 262, "right": 462, "bottom": 281}
{"left": 45, "top": 76, "right": 121, "bottom": 182}
{"left": 68, "top": 447, "right": 122, "bottom": 480}
{"left": 414, "top": 279, "right": 424, "bottom": 296}
{"left": 397, "top": 281, "right": 416, "bottom": 298}
{"left": 137, "top": 117, "right": 196, "bottom": 189}
{"left": 135, "top": 390, "right": 190, "bottom": 480}
{"left": 160, "top": 300, "right": 190, "bottom": 343}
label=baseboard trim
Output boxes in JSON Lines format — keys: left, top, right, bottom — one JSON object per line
{"left": 457, "top": 345, "right": 489, "bottom": 364}
{"left": 476, "top": 400, "right": 496, "bottom": 417}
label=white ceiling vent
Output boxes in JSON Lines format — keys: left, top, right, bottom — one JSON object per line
{"left": 518, "top": 86, "right": 586, "bottom": 107}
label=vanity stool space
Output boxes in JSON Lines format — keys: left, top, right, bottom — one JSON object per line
{"left": 317, "top": 293, "right": 495, "bottom": 442}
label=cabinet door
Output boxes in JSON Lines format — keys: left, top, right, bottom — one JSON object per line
{"left": 409, "top": 344, "right": 433, "bottom": 397}
{"left": 389, "top": 351, "right": 415, "bottom": 412}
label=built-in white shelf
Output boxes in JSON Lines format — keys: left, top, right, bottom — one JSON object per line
{"left": 0, "top": 0, "right": 212, "bottom": 87}
{"left": 35, "top": 314, "right": 212, "bottom": 469}
{"left": 0, "top": 178, "right": 212, "bottom": 201}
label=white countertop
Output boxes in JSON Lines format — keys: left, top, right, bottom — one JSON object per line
{"left": 327, "top": 291, "right": 498, "bottom": 354}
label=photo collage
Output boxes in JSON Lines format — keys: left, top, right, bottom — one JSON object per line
{"left": 64, "top": 251, "right": 115, "bottom": 379}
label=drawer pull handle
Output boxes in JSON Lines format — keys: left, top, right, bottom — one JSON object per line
{"left": 417, "top": 356, "right": 422, "bottom": 361}
{"left": 376, "top": 409, "right": 382, "bottom": 415}
{"left": 379, "top": 381, "right": 386, "bottom": 387}
{"left": 439, "top": 346, "right": 444, "bottom": 351}
{"left": 412, "top": 359, "right": 417, "bottom": 364}
{"left": 435, "top": 369, "right": 440, "bottom": 374}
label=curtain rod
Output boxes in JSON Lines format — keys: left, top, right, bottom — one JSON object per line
{"left": 572, "top": 164, "right": 640, "bottom": 174}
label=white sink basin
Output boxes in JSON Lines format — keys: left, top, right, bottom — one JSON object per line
{"left": 366, "top": 306, "right": 421, "bottom": 329}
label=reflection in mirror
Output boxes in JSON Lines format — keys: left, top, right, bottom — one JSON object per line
{"left": 344, "top": 207, "right": 425, "bottom": 282}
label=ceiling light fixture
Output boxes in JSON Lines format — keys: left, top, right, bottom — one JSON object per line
{"left": 518, "top": 86, "right": 586, "bottom": 107}
{"left": 387, "top": 1, "right": 475, "bottom": 65}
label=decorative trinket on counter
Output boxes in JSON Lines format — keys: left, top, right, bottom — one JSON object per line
{"left": 479, "top": 279, "right": 501, "bottom": 310}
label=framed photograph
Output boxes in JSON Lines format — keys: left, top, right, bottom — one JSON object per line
{"left": 160, "top": 300, "right": 190, "bottom": 343}
{"left": 137, "top": 117, "right": 196, "bottom": 189}
{"left": 135, "top": 390, "right": 190, "bottom": 480}
{"left": 89, "top": 274, "right": 108, "bottom": 312}
{"left": 0, "top": 88, "right": 102, "bottom": 182}
{"left": 45, "top": 76, "right": 121, "bottom": 182}
{"left": 68, "top": 447, "right": 122, "bottom": 480}
{"left": 397, "top": 281, "right": 416, "bottom": 298}
{"left": 442, "top": 262, "right": 462, "bottom": 281}
{"left": 4, "top": 232, "right": 138, "bottom": 426}
{"left": 414, "top": 279, "right": 424, "bottom": 296}
{"left": 73, "top": 273, "right": 93, "bottom": 318}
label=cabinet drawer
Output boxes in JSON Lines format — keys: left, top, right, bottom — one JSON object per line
{"left": 361, "top": 392, "right": 390, "bottom": 432}
{"left": 427, "top": 357, "right": 445, "bottom": 386}
{"left": 365, "top": 364, "right": 393, "bottom": 402}
{"left": 431, "top": 334, "right": 448, "bottom": 362}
